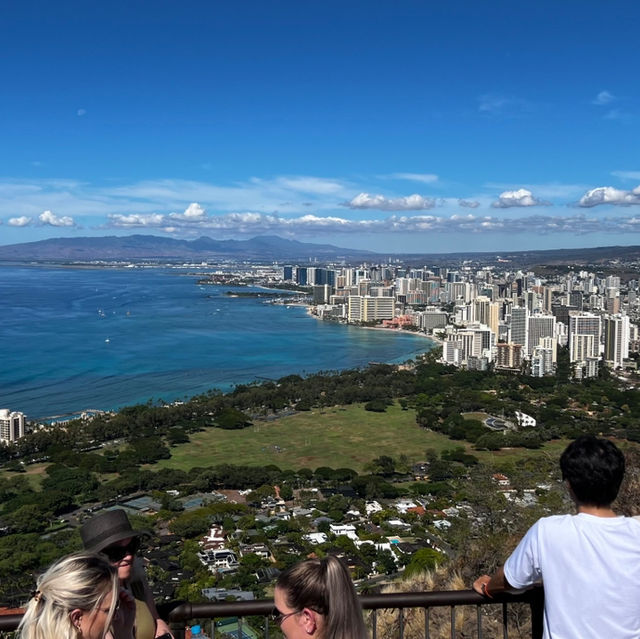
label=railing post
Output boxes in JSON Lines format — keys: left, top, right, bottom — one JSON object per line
{"left": 424, "top": 607, "right": 430, "bottom": 639}
{"left": 529, "top": 586, "right": 545, "bottom": 639}
{"left": 398, "top": 607, "right": 404, "bottom": 639}
{"left": 170, "top": 616, "right": 185, "bottom": 639}
{"left": 502, "top": 602, "right": 508, "bottom": 639}
{"left": 476, "top": 605, "right": 483, "bottom": 639}
{"left": 450, "top": 606, "right": 455, "bottom": 639}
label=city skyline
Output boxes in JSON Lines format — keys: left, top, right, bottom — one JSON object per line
{"left": 2, "top": 1, "right": 639, "bottom": 253}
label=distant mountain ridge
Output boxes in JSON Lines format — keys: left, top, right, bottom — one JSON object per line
{"left": 0, "top": 234, "right": 639, "bottom": 266}
{"left": 0, "top": 234, "right": 375, "bottom": 261}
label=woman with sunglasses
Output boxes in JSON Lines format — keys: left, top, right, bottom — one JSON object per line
{"left": 80, "top": 510, "right": 173, "bottom": 639}
{"left": 273, "top": 555, "right": 368, "bottom": 639}
{"left": 18, "top": 552, "right": 135, "bottom": 639}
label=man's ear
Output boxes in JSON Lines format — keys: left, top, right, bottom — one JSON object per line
{"left": 69, "top": 609, "right": 83, "bottom": 629}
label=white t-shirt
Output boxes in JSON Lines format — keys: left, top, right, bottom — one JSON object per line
{"left": 504, "top": 513, "right": 640, "bottom": 639}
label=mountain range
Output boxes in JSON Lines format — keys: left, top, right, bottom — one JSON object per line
{"left": 0, "top": 234, "right": 639, "bottom": 267}
{"left": 0, "top": 234, "right": 375, "bottom": 262}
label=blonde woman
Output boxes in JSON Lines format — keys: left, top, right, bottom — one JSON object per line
{"left": 18, "top": 553, "right": 135, "bottom": 639}
{"left": 273, "top": 556, "right": 368, "bottom": 639}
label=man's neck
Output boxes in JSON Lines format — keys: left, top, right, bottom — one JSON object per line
{"left": 576, "top": 503, "right": 617, "bottom": 518}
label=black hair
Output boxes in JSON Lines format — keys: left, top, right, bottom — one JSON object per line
{"left": 560, "top": 435, "right": 625, "bottom": 507}
{"left": 276, "top": 555, "right": 368, "bottom": 639}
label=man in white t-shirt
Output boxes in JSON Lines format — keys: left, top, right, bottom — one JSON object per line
{"left": 473, "top": 435, "right": 640, "bottom": 639}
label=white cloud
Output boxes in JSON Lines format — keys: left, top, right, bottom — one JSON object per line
{"left": 175, "top": 202, "right": 206, "bottom": 220}
{"left": 0, "top": 176, "right": 356, "bottom": 222}
{"left": 458, "top": 199, "right": 480, "bottom": 208}
{"left": 478, "top": 94, "right": 531, "bottom": 116}
{"left": 592, "top": 91, "right": 616, "bottom": 105}
{"left": 270, "top": 176, "right": 346, "bottom": 195}
{"left": 485, "top": 182, "right": 587, "bottom": 201}
{"left": 578, "top": 185, "right": 640, "bottom": 207}
{"left": 103, "top": 207, "right": 640, "bottom": 238}
{"left": 77, "top": 108, "right": 87, "bottom": 116}
{"left": 390, "top": 173, "right": 439, "bottom": 184}
{"left": 108, "top": 213, "right": 166, "bottom": 227}
{"left": 491, "top": 188, "right": 551, "bottom": 208}
{"left": 478, "top": 94, "right": 509, "bottom": 114}
{"left": 345, "top": 193, "right": 436, "bottom": 211}
{"left": 612, "top": 171, "right": 640, "bottom": 181}
{"left": 8, "top": 216, "right": 33, "bottom": 227}
{"left": 39, "top": 210, "right": 75, "bottom": 227}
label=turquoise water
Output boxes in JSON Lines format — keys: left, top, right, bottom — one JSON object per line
{"left": 0, "top": 265, "right": 434, "bottom": 418}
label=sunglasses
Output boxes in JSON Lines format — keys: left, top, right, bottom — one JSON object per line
{"left": 270, "top": 608, "right": 299, "bottom": 626}
{"left": 103, "top": 537, "right": 141, "bottom": 563}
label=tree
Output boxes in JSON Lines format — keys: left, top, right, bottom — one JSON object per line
{"left": 6, "top": 504, "right": 49, "bottom": 534}
{"left": 404, "top": 548, "right": 445, "bottom": 577}
{"left": 375, "top": 549, "right": 397, "bottom": 575}
{"left": 215, "top": 407, "right": 252, "bottom": 430}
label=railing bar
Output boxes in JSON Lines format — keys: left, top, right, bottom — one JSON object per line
{"left": 399, "top": 607, "right": 404, "bottom": 639}
{"left": 502, "top": 601, "right": 508, "bottom": 639}
{"left": 211, "top": 617, "right": 216, "bottom": 639}
{"left": 0, "top": 589, "right": 545, "bottom": 633}
{"left": 450, "top": 605, "right": 455, "bottom": 639}
{"left": 371, "top": 609, "right": 377, "bottom": 639}
{"left": 424, "top": 607, "right": 430, "bottom": 639}
{"left": 239, "top": 615, "right": 243, "bottom": 639}
{"left": 477, "top": 605, "right": 482, "bottom": 639}
{"left": 265, "top": 613, "right": 269, "bottom": 639}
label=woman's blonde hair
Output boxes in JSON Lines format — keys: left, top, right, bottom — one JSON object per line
{"left": 276, "top": 555, "right": 368, "bottom": 639}
{"left": 18, "top": 553, "right": 118, "bottom": 639}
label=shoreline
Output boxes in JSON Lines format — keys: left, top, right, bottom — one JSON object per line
{"left": 305, "top": 304, "right": 443, "bottom": 346}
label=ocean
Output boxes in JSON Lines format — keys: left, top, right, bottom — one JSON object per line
{"left": 0, "top": 265, "right": 435, "bottom": 419}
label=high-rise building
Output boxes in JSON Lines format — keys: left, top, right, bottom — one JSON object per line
{"left": 510, "top": 307, "right": 529, "bottom": 355}
{"left": 0, "top": 409, "right": 26, "bottom": 443}
{"left": 569, "top": 313, "right": 601, "bottom": 362}
{"left": 472, "top": 296, "right": 499, "bottom": 335}
{"left": 495, "top": 343, "right": 523, "bottom": 370}
{"left": 604, "top": 314, "right": 630, "bottom": 369}
{"left": 531, "top": 346, "right": 554, "bottom": 377}
{"left": 312, "top": 285, "right": 332, "bottom": 305}
{"left": 347, "top": 296, "right": 395, "bottom": 322}
{"left": 527, "top": 315, "right": 556, "bottom": 357}
{"left": 418, "top": 310, "right": 448, "bottom": 332}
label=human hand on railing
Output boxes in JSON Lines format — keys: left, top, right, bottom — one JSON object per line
{"left": 472, "top": 575, "right": 493, "bottom": 597}
{"left": 155, "top": 618, "right": 174, "bottom": 639}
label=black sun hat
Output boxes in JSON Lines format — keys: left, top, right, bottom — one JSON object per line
{"left": 80, "top": 509, "right": 150, "bottom": 552}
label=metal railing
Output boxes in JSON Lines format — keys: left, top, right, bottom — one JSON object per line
{"left": 166, "top": 589, "right": 544, "bottom": 639}
{"left": 0, "top": 589, "right": 543, "bottom": 638}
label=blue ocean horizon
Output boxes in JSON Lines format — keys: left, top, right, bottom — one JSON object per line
{"left": 0, "top": 265, "right": 435, "bottom": 419}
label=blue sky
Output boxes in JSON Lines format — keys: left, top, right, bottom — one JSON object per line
{"left": 1, "top": 0, "right": 639, "bottom": 253}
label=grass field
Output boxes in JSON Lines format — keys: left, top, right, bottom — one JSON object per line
{"left": 3, "top": 463, "right": 47, "bottom": 489}
{"left": 154, "top": 403, "right": 568, "bottom": 473}
{"left": 0, "top": 405, "right": 572, "bottom": 484}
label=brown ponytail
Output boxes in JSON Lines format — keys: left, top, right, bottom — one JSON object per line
{"left": 276, "top": 556, "right": 368, "bottom": 639}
